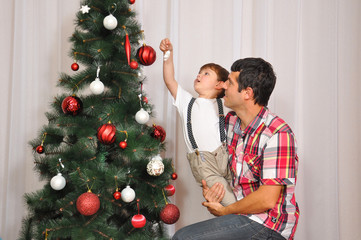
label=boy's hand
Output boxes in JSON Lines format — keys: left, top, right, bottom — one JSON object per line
{"left": 160, "top": 38, "right": 173, "bottom": 53}
{"left": 202, "top": 180, "right": 225, "bottom": 203}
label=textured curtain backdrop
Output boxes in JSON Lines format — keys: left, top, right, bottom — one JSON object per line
{"left": 1, "top": 0, "right": 360, "bottom": 239}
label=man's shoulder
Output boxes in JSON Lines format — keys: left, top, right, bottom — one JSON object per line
{"left": 264, "top": 111, "right": 293, "bottom": 135}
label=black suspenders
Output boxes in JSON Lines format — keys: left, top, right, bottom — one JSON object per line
{"left": 186, "top": 98, "right": 226, "bottom": 152}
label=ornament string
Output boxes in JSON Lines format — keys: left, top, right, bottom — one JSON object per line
{"left": 114, "top": 176, "right": 118, "bottom": 191}
{"left": 57, "top": 158, "right": 65, "bottom": 173}
{"left": 161, "top": 189, "right": 168, "bottom": 204}
{"left": 119, "top": 130, "right": 128, "bottom": 142}
{"left": 40, "top": 132, "right": 47, "bottom": 146}
{"left": 108, "top": 3, "right": 117, "bottom": 15}
{"left": 138, "top": 81, "right": 144, "bottom": 108}
{"left": 96, "top": 66, "right": 101, "bottom": 79}
{"left": 87, "top": 177, "right": 96, "bottom": 192}
{"left": 137, "top": 199, "right": 140, "bottom": 215}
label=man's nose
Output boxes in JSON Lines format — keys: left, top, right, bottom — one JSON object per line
{"left": 216, "top": 81, "right": 226, "bottom": 90}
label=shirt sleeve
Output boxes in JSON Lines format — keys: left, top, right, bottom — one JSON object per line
{"left": 261, "top": 131, "right": 298, "bottom": 186}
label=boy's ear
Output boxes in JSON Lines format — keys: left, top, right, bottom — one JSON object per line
{"left": 215, "top": 81, "right": 224, "bottom": 90}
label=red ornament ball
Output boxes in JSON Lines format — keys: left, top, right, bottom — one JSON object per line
{"left": 119, "top": 141, "right": 127, "bottom": 149}
{"left": 36, "top": 145, "right": 44, "bottom": 154}
{"left": 171, "top": 172, "right": 178, "bottom": 180}
{"left": 113, "top": 191, "right": 121, "bottom": 200}
{"left": 131, "top": 214, "right": 146, "bottom": 228}
{"left": 71, "top": 62, "right": 79, "bottom": 71}
{"left": 76, "top": 192, "right": 100, "bottom": 216}
{"left": 137, "top": 45, "right": 156, "bottom": 66}
{"left": 61, "top": 96, "right": 83, "bottom": 116}
{"left": 164, "top": 184, "right": 175, "bottom": 196}
{"left": 151, "top": 125, "right": 166, "bottom": 142}
{"left": 97, "top": 123, "right": 116, "bottom": 145}
{"left": 128, "top": 0, "right": 136, "bottom": 4}
{"left": 129, "top": 60, "right": 138, "bottom": 69}
{"left": 143, "top": 96, "right": 148, "bottom": 104}
{"left": 160, "top": 204, "right": 180, "bottom": 224}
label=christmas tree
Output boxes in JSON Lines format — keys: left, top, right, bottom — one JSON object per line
{"left": 19, "top": 0, "right": 179, "bottom": 239}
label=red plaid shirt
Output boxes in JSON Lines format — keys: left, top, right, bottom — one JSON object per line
{"left": 225, "top": 107, "right": 299, "bottom": 239}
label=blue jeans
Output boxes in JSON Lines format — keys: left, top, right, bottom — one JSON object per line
{"left": 172, "top": 214, "right": 286, "bottom": 240}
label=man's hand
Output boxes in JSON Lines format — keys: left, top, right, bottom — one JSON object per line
{"left": 202, "top": 180, "right": 225, "bottom": 203}
{"left": 202, "top": 201, "right": 226, "bottom": 216}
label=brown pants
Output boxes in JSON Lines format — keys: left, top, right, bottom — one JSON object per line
{"left": 187, "top": 145, "right": 236, "bottom": 206}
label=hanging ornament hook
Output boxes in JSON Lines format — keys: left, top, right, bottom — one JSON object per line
{"left": 96, "top": 66, "right": 101, "bottom": 78}
{"left": 108, "top": 3, "right": 117, "bottom": 15}
{"left": 58, "top": 158, "right": 65, "bottom": 169}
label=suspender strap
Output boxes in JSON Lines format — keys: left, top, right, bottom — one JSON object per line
{"left": 216, "top": 98, "right": 226, "bottom": 143}
{"left": 187, "top": 98, "right": 198, "bottom": 150}
{"left": 187, "top": 98, "right": 226, "bottom": 151}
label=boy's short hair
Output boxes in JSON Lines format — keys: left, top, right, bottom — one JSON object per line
{"left": 200, "top": 63, "right": 229, "bottom": 98}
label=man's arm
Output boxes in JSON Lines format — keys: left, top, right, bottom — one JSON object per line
{"left": 159, "top": 38, "right": 178, "bottom": 99}
{"left": 203, "top": 184, "right": 282, "bottom": 216}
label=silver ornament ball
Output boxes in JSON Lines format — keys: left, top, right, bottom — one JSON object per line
{"left": 90, "top": 78, "right": 104, "bottom": 95}
{"left": 103, "top": 14, "right": 118, "bottom": 30}
{"left": 121, "top": 185, "right": 136, "bottom": 202}
{"left": 135, "top": 108, "right": 149, "bottom": 124}
{"left": 50, "top": 173, "right": 66, "bottom": 190}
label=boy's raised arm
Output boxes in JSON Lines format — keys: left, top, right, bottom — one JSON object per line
{"left": 159, "top": 38, "right": 178, "bottom": 99}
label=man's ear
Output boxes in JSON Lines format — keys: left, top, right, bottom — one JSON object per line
{"left": 244, "top": 87, "right": 254, "bottom": 100}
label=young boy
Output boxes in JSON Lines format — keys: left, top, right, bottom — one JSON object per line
{"left": 159, "top": 38, "right": 236, "bottom": 206}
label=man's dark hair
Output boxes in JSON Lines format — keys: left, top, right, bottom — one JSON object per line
{"left": 231, "top": 58, "right": 276, "bottom": 106}
{"left": 200, "top": 63, "right": 229, "bottom": 98}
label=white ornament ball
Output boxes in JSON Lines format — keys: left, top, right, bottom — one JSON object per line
{"left": 50, "top": 173, "right": 66, "bottom": 190}
{"left": 90, "top": 78, "right": 104, "bottom": 95}
{"left": 163, "top": 50, "right": 170, "bottom": 61}
{"left": 121, "top": 185, "right": 136, "bottom": 203}
{"left": 103, "top": 14, "right": 118, "bottom": 30}
{"left": 147, "top": 155, "right": 164, "bottom": 176}
{"left": 135, "top": 108, "right": 149, "bottom": 124}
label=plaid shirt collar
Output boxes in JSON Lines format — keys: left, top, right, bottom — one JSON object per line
{"left": 233, "top": 106, "right": 268, "bottom": 138}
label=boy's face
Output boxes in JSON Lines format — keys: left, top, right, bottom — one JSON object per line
{"left": 194, "top": 67, "right": 221, "bottom": 98}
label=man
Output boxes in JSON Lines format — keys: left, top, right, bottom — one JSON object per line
{"left": 172, "top": 58, "right": 299, "bottom": 240}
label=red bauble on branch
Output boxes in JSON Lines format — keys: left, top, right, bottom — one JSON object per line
{"left": 129, "top": 0, "right": 136, "bottom": 4}
{"left": 71, "top": 62, "right": 79, "bottom": 71}
{"left": 129, "top": 60, "right": 138, "bottom": 69}
{"left": 62, "top": 96, "right": 83, "bottom": 116}
{"left": 36, "top": 145, "right": 44, "bottom": 154}
{"left": 151, "top": 124, "right": 166, "bottom": 142}
{"left": 97, "top": 122, "right": 117, "bottom": 145}
{"left": 113, "top": 190, "right": 121, "bottom": 200}
{"left": 76, "top": 191, "right": 100, "bottom": 216}
{"left": 164, "top": 184, "right": 175, "bottom": 196}
{"left": 171, "top": 172, "right": 178, "bottom": 180}
{"left": 160, "top": 204, "right": 180, "bottom": 224}
{"left": 136, "top": 44, "right": 156, "bottom": 66}
{"left": 131, "top": 214, "right": 146, "bottom": 228}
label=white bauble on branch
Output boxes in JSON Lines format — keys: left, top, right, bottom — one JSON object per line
{"left": 103, "top": 14, "right": 118, "bottom": 30}
{"left": 121, "top": 185, "right": 136, "bottom": 203}
{"left": 50, "top": 173, "right": 66, "bottom": 190}
{"left": 90, "top": 78, "right": 104, "bottom": 95}
{"left": 135, "top": 108, "right": 149, "bottom": 124}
